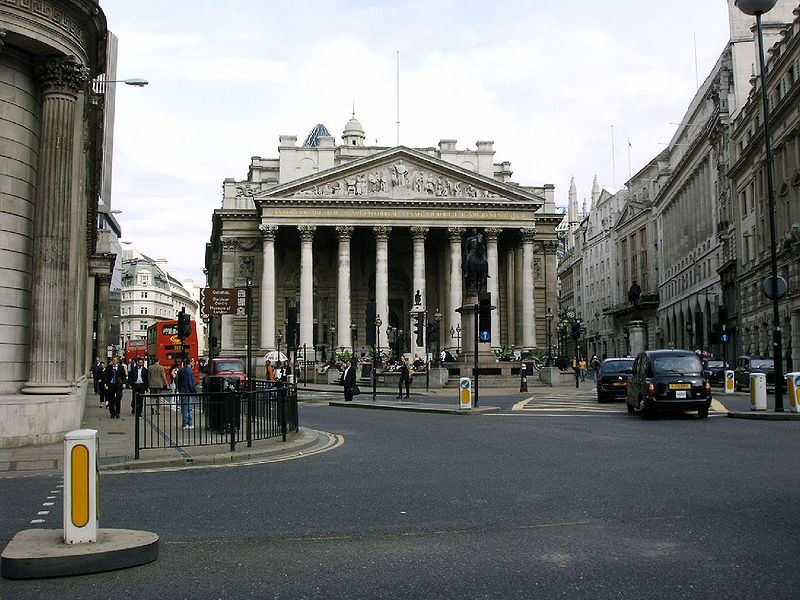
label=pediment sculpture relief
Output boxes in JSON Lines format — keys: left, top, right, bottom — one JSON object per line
{"left": 296, "top": 162, "right": 499, "bottom": 199}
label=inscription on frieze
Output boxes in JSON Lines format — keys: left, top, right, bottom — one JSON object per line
{"left": 268, "top": 208, "right": 524, "bottom": 221}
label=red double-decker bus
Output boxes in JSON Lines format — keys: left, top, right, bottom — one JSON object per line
{"left": 146, "top": 319, "right": 200, "bottom": 381}
{"left": 125, "top": 339, "right": 148, "bottom": 363}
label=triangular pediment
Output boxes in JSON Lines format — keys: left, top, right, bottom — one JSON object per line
{"left": 257, "top": 146, "right": 544, "bottom": 204}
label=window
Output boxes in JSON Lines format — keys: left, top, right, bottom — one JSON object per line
{"left": 141, "top": 307, "right": 148, "bottom": 315}
{"left": 139, "top": 321, "right": 148, "bottom": 331}
{"left": 139, "top": 274, "right": 150, "bottom": 286}
{"left": 141, "top": 291, "right": 148, "bottom": 299}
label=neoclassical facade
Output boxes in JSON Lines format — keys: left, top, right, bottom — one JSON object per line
{"left": 207, "top": 119, "right": 562, "bottom": 366}
{"left": 0, "top": 0, "right": 110, "bottom": 447}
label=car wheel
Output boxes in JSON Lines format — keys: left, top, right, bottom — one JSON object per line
{"left": 697, "top": 406, "right": 709, "bottom": 419}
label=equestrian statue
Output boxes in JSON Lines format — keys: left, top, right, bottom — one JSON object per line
{"left": 463, "top": 228, "right": 488, "bottom": 296}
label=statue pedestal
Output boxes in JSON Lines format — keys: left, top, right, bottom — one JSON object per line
{"left": 457, "top": 296, "right": 495, "bottom": 367}
{"left": 627, "top": 320, "right": 647, "bottom": 356}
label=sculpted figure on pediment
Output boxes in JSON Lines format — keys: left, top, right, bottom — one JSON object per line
{"left": 356, "top": 173, "right": 368, "bottom": 195}
{"left": 236, "top": 184, "right": 259, "bottom": 197}
{"left": 392, "top": 163, "right": 410, "bottom": 188}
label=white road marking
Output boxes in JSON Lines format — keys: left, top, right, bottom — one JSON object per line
{"left": 30, "top": 519, "right": 45, "bottom": 524}
{"left": 37, "top": 510, "right": 49, "bottom": 515}
{"left": 42, "top": 502, "right": 54, "bottom": 506}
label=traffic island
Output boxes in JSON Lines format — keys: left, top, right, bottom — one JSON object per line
{"left": 329, "top": 399, "right": 500, "bottom": 415}
{"left": 727, "top": 411, "right": 800, "bottom": 421}
{"left": 1, "top": 528, "right": 158, "bottom": 579}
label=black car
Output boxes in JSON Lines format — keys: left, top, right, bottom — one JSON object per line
{"left": 733, "top": 356, "right": 778, "bottom": 391}
{"left": 703, "top": 359, "right": 729, "bottom": 386}
{"left": 626, "top": 350, "right": 712, "bottom": 419}
{"left": 596, "top": 357, "right": 635, "bottom": 402}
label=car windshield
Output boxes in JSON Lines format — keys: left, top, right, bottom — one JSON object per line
{"left": 600, "top": 360, "right": 633, "bottom": 374}
{"left": 214, "top": 361, "right": 244, "bottom": 372}
{"left": 750, "top": 359, "right": 773, "bottom": 369}
{"left": 653, "top": 356, "right": 702, "bottom": 375}
{"left": 706, "top": 360, "right": 724, "bottom": 368}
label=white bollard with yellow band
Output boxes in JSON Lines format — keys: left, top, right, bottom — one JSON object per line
{"left": 724, "top": 370, "right": 735, "bottom": 394}
{"left": 63, "top": 429, "right": 99, "bottom": 544}
{"left": 749, "top": 373, "right": 767, "bottom": 411}
{"left": 459, "top": 377, "right": 472, "bottom": 410}
{"left": 786, "top": 372, "right": 800, "bottom": 414}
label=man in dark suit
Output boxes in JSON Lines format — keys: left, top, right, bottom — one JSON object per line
{"left": 343, "top": 357, "right": 358, "bottom": 402}
{"left": 398, "top": 357, "right": 411, "bottom": 399}
{"left": 128, "top": 357, "right": 149, "bottom": 417}
{"left": 104, "top": 355, "right": 126, "bottom": 419}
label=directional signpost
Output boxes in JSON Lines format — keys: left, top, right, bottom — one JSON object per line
{"left": 200, "top": 288, "right": 243, "bottom": 317}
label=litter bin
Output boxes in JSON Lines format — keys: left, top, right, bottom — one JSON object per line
{"left": 750, "top": 373, "right": 767, "bottom": 411}
{"left": 786, "top": 372, "right": 800, "bottom": 413}
{"left": 204, "top": 376, "right": 241, "bottom": 431}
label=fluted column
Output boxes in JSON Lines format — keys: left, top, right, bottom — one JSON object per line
{"left": 410, "top": 226, "right": 428, "bottom": 356}
{"left": 23, "top": 57, "right": 90, "bottom": 393}
{"left": 521, "top": 228, "right": 537, "bottom": 349}
{"left": 336, "top": 226, "right": 354, "bottom": 350}
{"left": 485, "top": 228, "right": 501, "bottom": 348}
{"left": 259, "top": 225, "right": 278, "bottom": 350}
{"left": 299, "top": 225, "right": 316, "bottom": 351}
{"left": 95, "top": 273, "right": 112, "bottom": 360}
{"left": 374, "top": 226, "right": 391, "bottom": 351}
{"left": 448, "top": 227, "right": 465, "bottom": 347}
{"left": 506, "top": 249, "right": 516, "bottom": 346}
{"left": 220, "top": 238, "right": 237, "bottom": 355}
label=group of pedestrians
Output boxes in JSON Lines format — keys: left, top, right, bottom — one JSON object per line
{"left": 569, "top": 355, "right": 604, "bottom": 387}
{"left": 338, "top": 355, "right": 414, "bottom": 401}
{"left": 89, "top": 355, "right": 198, "bottom": 428}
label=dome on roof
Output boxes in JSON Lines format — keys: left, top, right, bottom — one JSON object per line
{"left": 303, "top": 123, "right": 331, "bottom": 147}
{"left": 342, "top": 114, "right": 365, "bottom": 146}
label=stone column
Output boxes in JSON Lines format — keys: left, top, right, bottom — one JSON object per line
{"left": 410, "top": 226, "right": 428, "bottom": 357}
{"left": 447, "top": 227, "right": 465, "bottom": 348}
{"left": 298, "top": 225, "right": 316, "bottom": 352}
{"left": 94, "top": 273, "right": 112, "bottom": 360}
{"left": 220, "top": 238, "right": 237, "bottom": 355}
{"left": 23, "top": 57, "right": 90, "bottom": 393}
{"left": 259, "top": 225, "right": 278, "bottom": 350}
{"left": 374, "top": 226, "right": 391, "bottom": 351}
{"left": 506, "top": 249, "right": 516, "bottom": 346}
{"left": 485, "top": 228, "right": 502, "bottom": 348}
{"left": 521, "top": 228, "right": 537, "bottom": 349}
{"left": 336, "top": 226, "right": 354, "bottom": 351}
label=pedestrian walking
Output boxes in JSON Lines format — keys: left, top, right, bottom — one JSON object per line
{"left": 128, "top": 357, "right": 149, "bottom": 417}
{"left": 571, "top": 355, "right": 580, "bottom": 388}
{"left": 397, "top": 356, "right": 411, "bottom": 399}
{"left": 89, "top": 356, "right": 102, "bottom": 397}
{"left": 169, "top": 361, "right": 181, "bottom": 411}
{"left": 148, "top": 357, "right": 168, "bottom": 415}
{"left": 342, "top": 357, "right": 359, "bottom": 402}
{"left": 177, "top": 357, "right": 197, "bottom": 429}
{"left": 95, "top": 360, "right": 107, "bottom": 408}
{"left": 579, "top": 358, "right": 588, "bottom": 382}
{"left": 590, "top": 355, "right": 601, "bottom": 382}
{"left": 104, "top": 355, "right": 126, "bottom": 419}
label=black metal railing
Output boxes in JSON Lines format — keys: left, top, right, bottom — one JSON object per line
{"left": 134, "top": 382, "right": 299, "bottom": 459}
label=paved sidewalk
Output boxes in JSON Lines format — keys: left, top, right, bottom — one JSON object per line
{"left": 0, "top": 389, "right": 333, "bottom": 477}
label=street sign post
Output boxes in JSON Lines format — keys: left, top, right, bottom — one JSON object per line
{"left": 200, "top": 288, "right": 243, "bottom": 316}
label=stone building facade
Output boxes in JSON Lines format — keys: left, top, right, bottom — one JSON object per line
{"left": 206, "top": 118, "right": 562, "bottom": 367}
{"left": 0, "top": 0, "right": 111, "bottom": 447}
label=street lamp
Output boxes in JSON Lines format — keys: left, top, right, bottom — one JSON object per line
{"left": 450, "top": 324, "right": 462, "bottom": 356}
{"left": 105, "top": 78, "right": 149, "bottom": 87}
{"left": 434, "top": 309, "right": 443, "bottom": 367}
{"left": 329, "top": 324, "right": 336, "bottom": 366}
{"left": 276, "top": 329, "right": 283, "bottom": 361}
{"left": 350, "top": 323, "right": 357, "bottom": 357}
{"left": 545, "top": 308, "right": 554, "bottom": 367}
{"left": 373, "top": 315, "right": 382, "bottom": 402}
{"left": 736, "top": 0, "right": 785, "bottom": 411}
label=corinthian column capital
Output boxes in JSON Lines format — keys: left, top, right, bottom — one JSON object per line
{"left": 410, "top": 226, "right": 429, "bottom": 241}
{"left": 336, "top": 225, "right": 355, "bottom": 240}
{"left": 373, "top": 225, "right": 392, "bottom": 241}
{"left": 485, "top": 227, "right": 502, "bottom": 241}
{"left": 34, "top": 55, "right": 90, "bottom": 96}
{"left": 259, "top": 224, "right": 278, "bottom": 241}
{"left": 520, "top": 227, "right": 537, "bottom": 242}
{"left": 221, "top": 237, "right": 239, "bottom": 252}
{"left": 447, "top": 226, "right": 466, "bottom": 240}
{"left": 298, "top": 225, "right": 316, "bottom": 241}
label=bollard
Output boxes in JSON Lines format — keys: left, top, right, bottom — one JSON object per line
{"left": 786, "top": 372, "right": 800, "bottom": 413}
{"left": 520, "top": 364, "right": 528, "bottom": 393}
{"left": 63, "top": 429, "right": 99, "bottom": 544}
{"left": 459, "top": 377, "right": 472, "bottom": 410}
{"left": 750, "top": 373, "right": 767, "bottom": 411}
{"left": 724, "top": 370, "right": 735, "bottom": 395}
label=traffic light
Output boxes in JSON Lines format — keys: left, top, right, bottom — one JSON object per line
{"left": 177, "top": 310, "right": 191, "bottom": 339}
{"left": 413, "top": 312, "right": 424, "bottom": 348}
{"left": 478, "top": 292, "right": 491, "bottom": 343}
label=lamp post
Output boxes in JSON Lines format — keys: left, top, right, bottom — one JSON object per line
{"left": 373, "top": 315, "right": 382, "bottom": 402}
{"left": 546, "top": 308, "right": 554, "bottom": 367}
{"left": 450, "top": 324, "right": 462, "bottom": 356}
{"left": 276, "top": 330, "right": 283, "bottom": 362}
{"left": 329, "top": 324, "right": 336, "bottom": 366}
{"left": 350, "top": 323, "right": 357, "bottom": 357}
{"left": 736, "top": 0, "right": 785, "bottom": 411}
{"left": 434, "top": 310, "right": 443, "bottom": 367}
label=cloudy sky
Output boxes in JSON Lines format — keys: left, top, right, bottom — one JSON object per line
{"left": 101, "top": 0, "right": 733, "bottom": 283}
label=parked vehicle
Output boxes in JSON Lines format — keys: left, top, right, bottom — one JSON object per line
{"left": 703, "top": 359, "right": 728, "bottom": 386}
{"left": 733, "top": 356, "right": 777, "bottom": 391}
{"left": 626, "top": 350, "right": 712, "bottom": 419}
{"left": 596, "top": 357, "right": 635, "bottom": 403}
{"left": 202, "top": 358, "right": 248, "bottom": 390}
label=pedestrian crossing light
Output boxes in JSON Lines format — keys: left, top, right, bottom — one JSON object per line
{"left": 413, "top": 312, "right": 424, "bottom": 348}
{"left": 478, "top": 292, "right": 491, "bottom": 343}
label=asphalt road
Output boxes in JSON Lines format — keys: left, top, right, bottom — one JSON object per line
{"left": 2, "top": 392, "right": 798, "bottom": 599}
